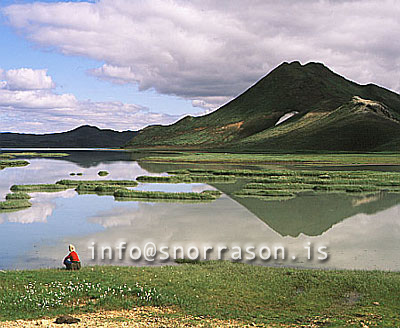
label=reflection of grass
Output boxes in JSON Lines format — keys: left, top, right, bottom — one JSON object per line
{"left": 56, "top": 179, "right": 138, "bottom": 187}
{"left": 5, "top": 192, "right": 31, "bottom": 200}
{"left": 136, "top": 174, "right": 236, "bottom": 184}
{"left": 0, "top": 200, "right": 32, "bottom": 210}
{"left": 98, "top": 170, "right": 109, "bottom": 176}
{"left": 0, "top": 262, "right": 399, "bottom": 327}
{"left": 114, "top": 189, "right": 221, "bottom": 201}
{"left": 10, "top": 184, "right": 69, "bottom": 192}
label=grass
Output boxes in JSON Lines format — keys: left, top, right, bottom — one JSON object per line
{"left": 0, "top": 160, "right": 30, "bottom": 169}
{"left": 0, "top": 199, "right": 32, "bottom": 210}
{"left": 158, "top": 167, "right": 400, "bottom": 201}
{"left": 76, "top": 184, "right": 127, "bottom": 196}
{"left": 9, "top": 152, "right": 69, "bottom": 158}
{"left": 0, "top": 152, "right": 69, "bottom": 159}
{"left": 235, "top": 189, "right": 297, "bottom": 201}
{"left": 114, "top": 189, "right": 221, "bottom": 201}
{"left": 0, "top": 152, "right": 69, "bottom": 169}
{"left": 98, "top": 170, "right": 109, "bottom": 176}
{"left": 0, "top": 154, "right": 15, "bottom": 159}
{"left": 56, "top": 179, "right": 138, "bottom": 187}
{"left": 0, "top": 262, "right": 399, "bottom": 327}
{"left": 142, "top": 166, "right": 400, "bottom": 202}
{"left": 239, "top": 172, "right": 400, "bottom": 195}
{"left": 10, "top": 184, "right": 69, "bottom": 192}
{"left": 5, "top": 192, "right": 31, "bottom": 200}
{"left": 136, "top": 174, "right": 236, "bottom": 184}
{"left": 141, "top": 152, "right": 400, "bottom": 166}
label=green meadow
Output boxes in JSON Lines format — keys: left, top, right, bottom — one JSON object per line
{"left": 0, "top": 262, "right": 399, "bottom": 327}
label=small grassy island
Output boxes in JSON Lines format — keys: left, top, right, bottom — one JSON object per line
{"left": 0, "top": 199, "right": 32, "bottom": 211}
{"left": 10, "top": 184, "right": 70, "bottom": 192}
{"left": 114, "top": 189, "right": 221, "bottom": 201}
{"left": 5, "top": 192, "right": 31, "bottom": 200}
{"left": 0, "top": 160, "right": 29, "bottom": 170}
{"left": 0, "top": 152, "right": 69, "bottom": 170}
{"left": 136, "top": 174, "right": 236, "bottom": 184}
{"left": 98, "top": 170, "right": 109, "bottom": 176}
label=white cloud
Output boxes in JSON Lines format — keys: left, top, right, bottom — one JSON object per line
{"left": 3, "top": 0, "right": 400, "bottom": 110}
{"left": 89, "top": 64, "right": 138, "bottom": 85}
{"left": 0, "top": 67, "right": 180, "bottom": 133}
{"left": 0, "top": 89, "right": 77, "bottom": 109}
{"left": 1, "top": 68, "right": 55, "bottom": 90}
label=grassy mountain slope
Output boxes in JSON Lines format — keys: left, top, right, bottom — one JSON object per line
{"left": 238, "top": 96, "right": 400, "bottom": 151}
{"left": 0, "top": 125, "right": 137, "bottom": 148}
{"left": 127, "top": 61, "right": 400, "bottom": 151}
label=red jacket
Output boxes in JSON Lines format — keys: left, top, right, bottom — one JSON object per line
{"left": 65, "top": 251, "right": 80, "bottom": 262}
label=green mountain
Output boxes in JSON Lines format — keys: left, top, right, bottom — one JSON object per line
{"left": 127, "top": 61, "right": 400, "bottom": 151}
{"left": 0, "top": 125, "right": 137, "bottom": 148}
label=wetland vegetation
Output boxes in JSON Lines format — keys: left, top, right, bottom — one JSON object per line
{"left": 0, "top": 152, "right": 69, "bottom": 159}
{"left": 0, "top": 160, "right": 29, "bottom": 169}
{"left": 5, "top": 192, "right": 31, "bottom": 200}
{"left": 10, "top": 184, "right": 69, "bottom": 192}
{"left": 56, "top": 179, "right": 138, "bottom": 187}
{"left": 139, "top": 151, "right": 400, "bottom": 166}
{"left": 97, "top": 170, "right": 109, "bottom": 176}
{"left": 114, "top": 189, "right": 221, "bottom": 201}
{"left": 0, "top": 199, "right": 32, "bottom": 211}
{"left": 136, "top": 174, "right": 236, "bottom": 183}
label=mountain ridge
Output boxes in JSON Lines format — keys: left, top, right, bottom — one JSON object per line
{"left": 0, "top": 125, "right": 137, "bottom": 148}
{"left": 126, "top": 61, "right": 400, "bottom": 151}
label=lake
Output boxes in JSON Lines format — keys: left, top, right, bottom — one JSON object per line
{"left": 1, "top": 150, "right": 399, "bottom": 271}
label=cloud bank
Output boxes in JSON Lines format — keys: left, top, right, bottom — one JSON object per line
{"left": 3, "top": 0, "right": 400, "bottom": 111}
{"left": 0, "top": 68, "right": 179, "bottom": 133}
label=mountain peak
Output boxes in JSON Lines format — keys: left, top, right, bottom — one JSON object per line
{"left": 127, "top": 61, "right": 400, "bottom": 151}
{"left": 70, "top": 125, "right": 101, "bottom": 132}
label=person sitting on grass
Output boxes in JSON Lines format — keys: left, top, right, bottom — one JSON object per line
{"left": 63, "top": 244, "right": 81, "bottom": 270}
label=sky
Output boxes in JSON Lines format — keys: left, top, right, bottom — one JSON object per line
{"left": 0, "top": 0, "right": 399, "bottom": 133}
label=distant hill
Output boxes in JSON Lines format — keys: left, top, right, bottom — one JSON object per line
{"left": 126, "top": 61, "right": 400, "bottom": 151}
{"left": 0, "top": 125, "right": 137, "bottom": 148}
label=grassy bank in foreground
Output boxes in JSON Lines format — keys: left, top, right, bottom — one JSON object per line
{"left": 0, "top": 262, "right": 399, "bottom": 327}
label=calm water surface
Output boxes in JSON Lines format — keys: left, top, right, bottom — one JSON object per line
{"left": 1, "top": 150, "right": 399, "bottom": 271}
